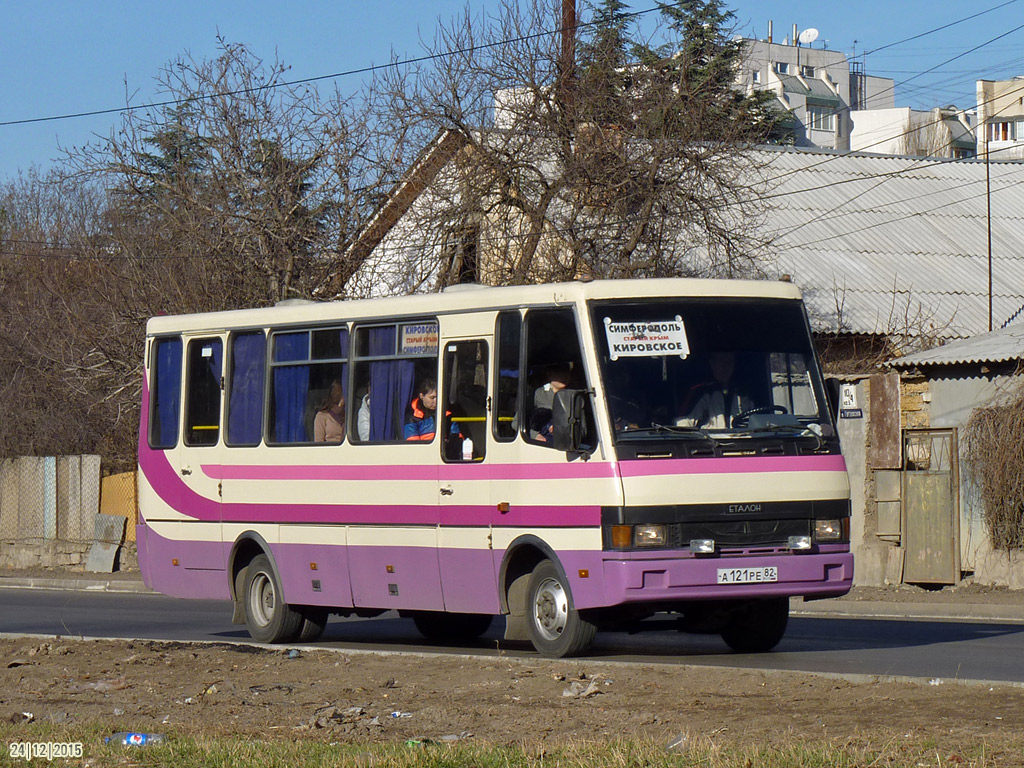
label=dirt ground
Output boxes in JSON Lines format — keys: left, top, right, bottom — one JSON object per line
{"left": 2, "top": 633, "right": 1024, "bottom": 762}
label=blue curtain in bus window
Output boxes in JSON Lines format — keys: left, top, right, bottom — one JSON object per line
{"left": 339, "top": 328, "right": 350, "bottom": 404}
{"left": 153, "top": 337, "right": 182, "bottom": 449}
{"left": 228, "top": 332, "right": 266, "bottom": 445}
{"left": 273, "top": 333, "right": 310, "bottom": 443}
{"left": 367, "top": 327, "right": 415, "bottom": 441}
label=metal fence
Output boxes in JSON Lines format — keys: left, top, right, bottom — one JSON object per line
{"left": 0, "top": 456, "right": 137, "bottom": 569}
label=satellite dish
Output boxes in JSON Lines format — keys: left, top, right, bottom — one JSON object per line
{"left": 798, "top": 28, "right": 819, "bottom": 46}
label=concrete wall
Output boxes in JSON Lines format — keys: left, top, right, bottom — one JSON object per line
{"left": 0, "top": 455, "right": 132, "bottom": 569}
{"left": 927, "top": 375, "right": 1020, "bottom": 586}
{"left": 835, "top": 377, "right": 894, "bottom": 585}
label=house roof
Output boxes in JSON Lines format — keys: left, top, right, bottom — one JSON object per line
{"left": 886, "top": 323, "right": 1024, "bottom": 369}
{"left": 754, "top": 145, "right": 1024, "bottom": 339}
{"left": 346, "top": 138, "right": 1024, "bottom": 341}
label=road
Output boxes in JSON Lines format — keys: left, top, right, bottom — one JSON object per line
{"left": 1, "top": 587, "right": 1022, "bottom": 683}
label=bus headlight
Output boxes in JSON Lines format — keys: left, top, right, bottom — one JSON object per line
{"left": 814, "top": 518, "right": 848, "bottom": 542}
{"left": 634, "top": 524, "right": 666, "bottom": 547}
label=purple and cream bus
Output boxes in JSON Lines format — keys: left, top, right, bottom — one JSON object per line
{"left": 137, "top": 278, "right": 852, "bottom": 657}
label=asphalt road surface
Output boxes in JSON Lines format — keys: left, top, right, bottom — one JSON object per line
{"left": 1, "top": 587, "right": 1022, "bottom": 683}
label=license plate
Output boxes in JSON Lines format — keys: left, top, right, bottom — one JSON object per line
{"left": 717, "top": 566, "right": 778, "bottom": 585}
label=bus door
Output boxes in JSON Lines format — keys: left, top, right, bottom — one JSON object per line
{"left": 438, "top": 338, "right": 499, "bottom": 614}
{"left": 176, "top": 334, "right": 226, "bottom": 570}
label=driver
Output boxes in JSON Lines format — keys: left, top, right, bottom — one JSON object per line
{"left": 676, "top": 351, "right": 754, "bottom": 430}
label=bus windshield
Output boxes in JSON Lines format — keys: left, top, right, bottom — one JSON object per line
{"left": 590, "top": 297, "right": 831, "bottom": 439}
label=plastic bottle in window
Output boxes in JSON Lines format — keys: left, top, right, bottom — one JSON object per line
{"left": 462, "top": 436, "right": 474, "bottom": 461}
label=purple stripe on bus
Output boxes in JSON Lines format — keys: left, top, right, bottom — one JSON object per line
{"left": 618, "top": 454, "right": 847, "bottom": 477}
{"left": 201, "top": 461, "right": 621, "bottom": 482}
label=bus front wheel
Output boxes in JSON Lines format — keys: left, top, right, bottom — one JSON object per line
{"left": 720, "top": 597, "right": 789, "bottom": 653}
{"left": 244, "top": 554, "right": 304, "bottom": 643}
{"left": 525, "top": 560, "right": 595, "bottom": 658}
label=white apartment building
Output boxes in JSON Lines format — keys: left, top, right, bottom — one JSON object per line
{"left": 977, "top": 77, "right": 1024, "bottom": 160}
{"left": 741, "top": 24, "right": 894, "bottom": 151}
{"left": 850, "top": 106, "right": 976, "bottom": 158}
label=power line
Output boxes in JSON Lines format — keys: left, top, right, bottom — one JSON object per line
{"left": 0, "top": 1, "right": 677, "bottom": 130}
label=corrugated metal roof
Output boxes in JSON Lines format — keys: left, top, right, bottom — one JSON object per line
{"left": 887, "top": 323, "right": 1024, "bottom": 368}
{"left": 752, "top": 146, "right": 1024, "bottom": 339}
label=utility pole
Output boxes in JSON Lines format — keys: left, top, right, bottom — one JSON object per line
{"left": 986, "top": 135, "right": 993, "bottom": 332}
{"left": 558, "top": 0, "right": 576, "bottom": 117}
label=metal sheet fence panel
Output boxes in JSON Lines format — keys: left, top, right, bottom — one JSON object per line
{"left": 902, "top": 429, "right": 960, "bottom": 585}
{"left": 0, "top": 455, "right": 115, "bottom": 545}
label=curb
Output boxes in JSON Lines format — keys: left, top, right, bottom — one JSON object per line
{"left": 0, "top": 577, "right": 152, "bottom": 594}
{"left": 792, "top": 597, "right": 1024, "bottom": 623}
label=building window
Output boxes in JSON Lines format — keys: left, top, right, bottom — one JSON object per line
{"left": 800, "top": 65, "right": 815, "bottom": 78}
{"left": 441, "top": 223, "right": 480, "bottom": 286}
{"left": 774, "top": 62, "right": 789, "bottom": 75}
{"left": 751, "top": 69, "right": 761, "bottom": 84}
{"left": 987, "top": 121, "right": 1016, "bottom": 142}
{"left": 807, "top": 105, "right": 835, "bottom": 132}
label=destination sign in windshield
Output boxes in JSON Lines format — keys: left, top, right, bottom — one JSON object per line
{"left": 603, "top": 316, "right": 691, "bottom": 361}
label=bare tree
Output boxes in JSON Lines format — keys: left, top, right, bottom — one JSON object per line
{"left": 1, "top": 41, "right": 398, "bottom": 469}
{"left": 355, "top": 0, "right": 781, "bottom": 293}
{"left": 66, "top": 38, "right": 393, "bottom": 307}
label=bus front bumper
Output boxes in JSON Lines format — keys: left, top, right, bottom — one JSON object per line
{"left": 597, "top": 548, "right": 853, "bottom": 606}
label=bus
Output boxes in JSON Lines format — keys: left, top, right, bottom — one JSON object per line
{"left": 137, "top": 278, "right": 852, "bottom": 657}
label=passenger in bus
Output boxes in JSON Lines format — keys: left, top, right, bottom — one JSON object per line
{"left": 313, "top": 380, "right": 346, "bottom": 442}
{"left": 677, "top": 351, "right": 754, "bottom": 430}
{"left": 404, "top": 379, "right": 438, "bottom": 441}
{"left": 530, "top": 363, "right": 571, "bottom": 442}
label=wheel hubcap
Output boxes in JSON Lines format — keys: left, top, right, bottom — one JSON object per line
{"left": 249, "top": 572, "right": 275, "bottom": 627}
{"left": 532, "top": 577, "right": 568, "bottom": 642}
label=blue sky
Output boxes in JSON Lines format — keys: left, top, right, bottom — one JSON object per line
{"left": 1, "top": 0, "right": 1021, "bottom": 181}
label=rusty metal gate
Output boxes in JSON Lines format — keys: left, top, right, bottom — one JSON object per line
{"left": 902, "top": 428, "right": 960, "bottom": 585}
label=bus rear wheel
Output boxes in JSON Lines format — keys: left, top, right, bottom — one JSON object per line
{"left": 297, "top": 608, "right": 328, "bottom": 642}
{"left": 525, "top": 560, "right": 595, "bottom": 658}
{"left": 720, "top": 597, "right": 789, "bottom": 653}
{"left": 244, "top": 554, "right": 304, "bottom": 643}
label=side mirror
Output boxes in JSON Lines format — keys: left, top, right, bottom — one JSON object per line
{"left": 824, "top": 377, "right": 841, "bottom": 422}
{"left": 551, "top": 388, "right": 590, "bottom": 452}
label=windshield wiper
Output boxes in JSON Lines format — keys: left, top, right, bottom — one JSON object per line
{"left": 643, "top": 423, "right": 716, "bottom": 440}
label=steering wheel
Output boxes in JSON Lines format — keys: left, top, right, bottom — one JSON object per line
{"left": 731, "top": 405, "right": 788, "bottom": 428}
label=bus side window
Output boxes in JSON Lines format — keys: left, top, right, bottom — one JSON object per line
{"left": 443, "top": 340, "right": 488, "bottom": 462}
{"left": 269, "top": 328, "right": 348, "bottom": 444}
{"left": 524, "top": 309, "right": 587, "bottom": 448}
{"left": 149, "top": 336, "right": 182, "bottom": 450}
{"left": 352, "top": 321, "right": 438, "bottom": 443}
{"left": 494, "top": 312, "right": 520, "bottom": 441}
{"left": 226, "top": 331, "right": 266, "bottom": 447}
{"left": 185, "top": 337, "right": 223, "bottom": 447}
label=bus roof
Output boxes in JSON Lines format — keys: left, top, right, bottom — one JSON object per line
{"left": 145, "top": 277, "right": 804, "bottom": 335}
